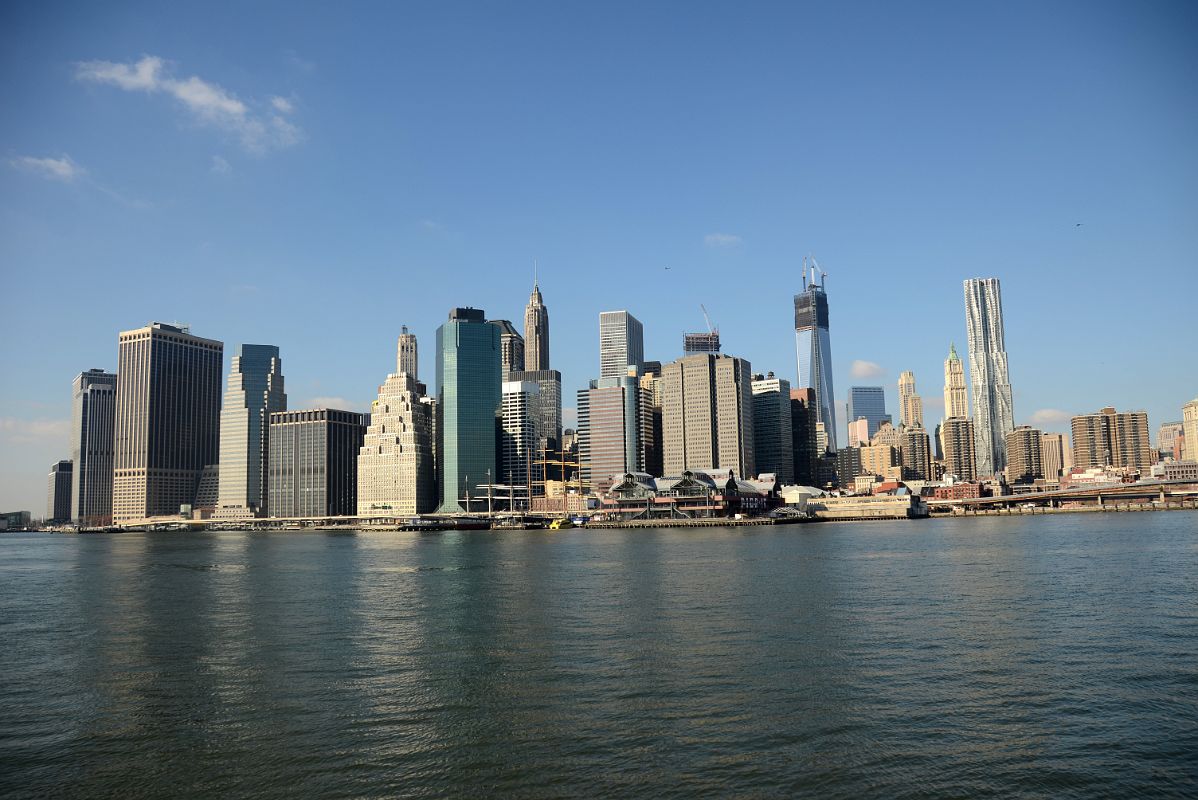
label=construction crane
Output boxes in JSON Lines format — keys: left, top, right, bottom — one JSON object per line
{"left": 700, "top": 303, "right": 718, "bottom": 336}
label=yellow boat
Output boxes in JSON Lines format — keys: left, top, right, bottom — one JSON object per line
{"left": 548, "top": 518, "right": 574, "bottom": 530}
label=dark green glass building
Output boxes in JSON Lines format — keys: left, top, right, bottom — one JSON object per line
{"left": 435, "top": 308, "right": 501, "bottom": 512}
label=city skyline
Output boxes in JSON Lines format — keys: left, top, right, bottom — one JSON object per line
{"left": 2, "top": 2, "right": 1196, "bottom": 511}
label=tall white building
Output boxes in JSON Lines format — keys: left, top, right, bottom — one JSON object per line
{"left": 599, "top": 310, "right": 644, "bottom": 379}
{"left": 964, "top": 278, "right": 1015, "bottom": 477}
{"left": 1183, "top": 397, "right": 1198, "bottom": 462}
{"left": 216, "top": 344, "right": 286, "bottom": 517}
{"left": 397, "top": 326, "right": 419, "bottom": 379}
{"left": 357, "top": 338, "right": 435, "bottom": 516}
{"left": 898, "top": 370, "right": 923, "bottom": 429}
{"left": 501, "top": 380, "right": 540, "bottom": 504}
{"left": 943, "top": 343, "right": 968, "bottom": 420}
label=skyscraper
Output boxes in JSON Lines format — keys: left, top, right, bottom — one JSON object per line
{"left": 112, "top": 323, "right": 223, "bottom": 524}
{"left": 507, "top": 368, "right": 563, "bottom": 458}
{"left": 217, "top": 344, "right": 286, "bottom": 518}
{"left": 436, "top": 308, "right": 502, "bottom": 512}
{"left": 683, "top": 331, "right": 721, "bottom": 355}
{"left": 599, "top": 310, "right": 644, "bottom": 379}
{"left": 790, "top": 388, "right": 819, "bottom": 485}
{"left": 1005, "top": 425, "right": 1044, "bottom": 484}
{"left": 752, "top": 373, "right": 794, "bottom": 484}
{"left": 943, "top": 344, "right": 969, "bottom": 420}
{"left": 500, "top": 380, "right": 540, "bottom": 501}
{"left": 47, "top": 460, "right": 73, "bottom": 523}
{"left": 794, "top": 261, "right": 837, "bottom": 452}
{"left": 270, "top": 409, "right": 368, "bottom": 518}
{"left": 524, "top": 279, "right": 550, "bottom": 372}
{"left": 898, "top": 371, "right": 923, "bottom": 429}
{"left": 846, "top": 386, "right": 889, "bottom": 440}
{"left": 662, "top": 353, "right": 755, "bottom": 478}
{"left": 489, "top": 319, "right": 525, "bottom": 376}
{"left": 358, "top": 372, "right": 435, "bottom": 516}
{"left": 70, "top": 368, "right": 117, "bottom": 524}
{"left": 900, "top": 427, "right": 932, "bottom": 481}
{"left": 941, "top": 416, "right": 977, "bottom": 481}
{"left": 964, "top": 278, "right": 1015, "bottom": 477}
{"left": 577, "top": 375, "right": 647, "bottom": 493}
{"left": 397, "top": 326, "right": 419, "bottom": 379}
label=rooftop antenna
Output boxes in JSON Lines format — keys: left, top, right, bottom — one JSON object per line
{"left": 802, "top": 255, "right": 808, "bottom": 291}
{"left": 533, "top": 259, "right": 538, "bottom": 289}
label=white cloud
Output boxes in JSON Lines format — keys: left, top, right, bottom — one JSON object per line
{"left": 76, "top": 55, "right": 302, "bottom": 153}
{"left": 9, "top": 154, "right": 84, "bottom": 182}
{"left": 850, "top": 360, "right": 885, "bottom": 379}
{"left": 1029, "top": 408, "right": 1071, "bottom": 426}
{"left": 303, "top": 397, "right": 368, "bottom": 412}
{"left": 704, "top": 232, "right": 742, "bottom": 247}
{"left": 270, "top": 96, "right": 294, "bottom": 114}
{"left": 210, "top": 155, "right": 231, "bottom": 174}
{"left": 0, "top": 417, "right": 70, "bottom": 443}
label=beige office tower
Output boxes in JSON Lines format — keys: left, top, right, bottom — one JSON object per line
{"left": 523, "top": 280, "right": 550, "bottom": 372}
{"left": 1005, "top": 425, "right": 1044, "bottom": 484}
{"left": 1184, "top": 397, "right": 1198, "bottom": 461}
{"left": 662, "top": 353, "right": 755, "bottom": 478}
{"left": 112, "top": 323, "right": 223, "bottom": 524}
{"left": 1041, "top": 432, "right": 1072, "bottom": 480}
{"left": 1071, "top": 407, "right": 1153, "bottom": 471}
{"left": 397, "top": 326, "right": 419, "bottom": 380}
{"left": 941, "top": 417, "right": 976, "bottom": 481}
{"left": 870, "top": 420, "right": 902, "bottom": 449}
{"left": 357, "top": 365, "right": 435, "bottom": 517}
{"left": 859, "top": 444, "right": 898, "bottom": 479}
{"left": 898, "top": 371, "right": 923, "bottom": 429}
{"left": 943, "top": 343, "right": 969, "bottom": 420}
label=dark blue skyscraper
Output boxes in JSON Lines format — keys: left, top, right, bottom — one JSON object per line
{"left": 847, "top": 386, "right": 890, "bottom": 440}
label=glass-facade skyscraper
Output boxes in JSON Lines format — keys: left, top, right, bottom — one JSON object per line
{"left": 70, "top": 368, "right": 117, "bottom": 524}
{"left": 436, "top": 308, "right": 502, "bottom": 513}
{"left": 846, "top": 386, "right": 890, "bottom": 440}
{"left": 964, "top": 277, "right": 1014, "bottom": 477}
{"left": 599, "top": 310, "right": 644, "bottom": 379}
{"left": 217, "top": 344, "right": 286, "bottom": 517}
{"left": 795, "top": 263, "right": 837, "bottom": 452}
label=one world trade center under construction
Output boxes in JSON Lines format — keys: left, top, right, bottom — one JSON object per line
{"left": 795, "top": 258, "right": 837, "bottom": 453}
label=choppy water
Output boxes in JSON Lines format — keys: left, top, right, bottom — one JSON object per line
{"left": 1, "top": 513, "right": 1196, "bottom": 798}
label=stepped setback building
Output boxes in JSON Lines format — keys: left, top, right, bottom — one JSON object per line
{"left": 1184, "top": 398, "right": 1198, "bottom": 462}
{"left": 359, "top": 331, "right": 436, "bottom": 516}
{"left": 943, "top": 344, "right": 969, "bottom": 420}
{"left": 794, "top": 261, "right": 837, "bottom": 451}
{"left": 216, "top": 344, "right": 286, "bottom": 517}
{"left": 70, "top": 369, "right": 117, "bottom": 524}
{"left": 112, "top": 323, "right": 223, "bottom": 524}
{"left": 964, "top": 278, "right": 1015, "bottom": 477}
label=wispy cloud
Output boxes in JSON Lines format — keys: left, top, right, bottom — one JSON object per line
{"left": 0, "top": 417, "right": 70, "bottom": 443}
{"left": 9, "top": 154, "right": 85, "bottom": 182}
{"left": 1029, "top": 408, "right": 1071, "bottom": 426}
{"left": 210, "top": 155, "right": 231, "bottom": 174}
{"left": 704, "top": 232, "right": 742, "bottom": 247}
{"left": 76, "top": 55, "right": 303, "bottom": 153}
{"left": 850, "top": 360, "right": 885, "bottom": 379}
{"left": 270, "top": 96, "right": 294, "bottom": 114}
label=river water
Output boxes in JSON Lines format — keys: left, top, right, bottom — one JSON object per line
{"left": 1, "top": 513, "right": 1195, "bottom": 798}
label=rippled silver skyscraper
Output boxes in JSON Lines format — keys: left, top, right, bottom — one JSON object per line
{"left": 794, "top": 261, "right": 837, "bottom": 452}
{"left": 964, "top": 277, "right": 1014, "bottom": 477}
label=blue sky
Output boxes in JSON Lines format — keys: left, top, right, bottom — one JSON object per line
{"left": 2, "top": 1, "right": 1196, "bottom": 512}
